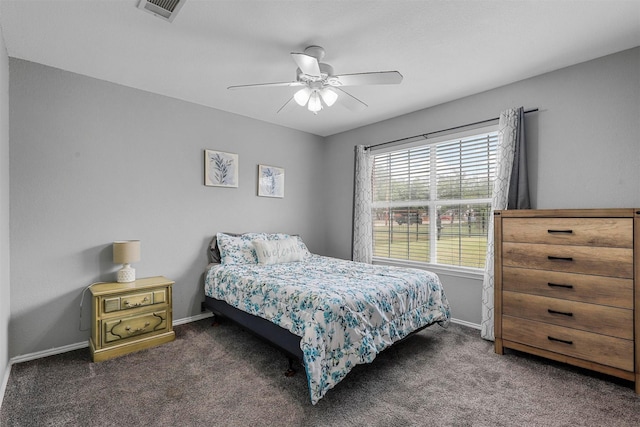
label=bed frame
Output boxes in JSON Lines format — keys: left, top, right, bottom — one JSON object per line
{"left": 205, "top": 295, "right": 432, "bottom": 377}
{"left": 205, "top": 296, "right": 304, "bottom": 375}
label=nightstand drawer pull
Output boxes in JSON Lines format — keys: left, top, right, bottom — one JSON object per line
{"left": 547, "top": 309, "right": 573, "bottom": 317}
{"left": 547, "top": 336, "right": 573, "bottom": 345}
{"left": 104, "top": 310, "right": 168, "bottom": 343}
{"left": 547, "top": 256, "right": 573, "bottom": 262}
{"left": 125, "top": 322, "right": 150, "bottom": 335}
{"left": 547, "top": 282, "right": 574, "bottom": 289}
{"left": 547, "top": 229, "right": 573, "bottom": 234}
{"left": 123, "top": 296, "right": 149, "bottom": 308}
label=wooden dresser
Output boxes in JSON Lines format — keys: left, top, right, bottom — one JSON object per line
{"left": 494, "top": 209, "right": 639, "bottom": 393}
{"left": 89, "top": 276, "right": 175, "bottom": 362}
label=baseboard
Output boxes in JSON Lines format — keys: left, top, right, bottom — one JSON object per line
{"left": 9, "top": 340, "right": 89, "bottom": 365}
{"left": 173, "top": 312, "right": 213, "bottom": 326}
{"left": 0, "top": 362, "right": 10, "bottom": 411}
{"left": 8, "top": 312, "right": 214, "bottom": 366}
{"left": 450, "top": 317, "right": 481, "bottom": 330}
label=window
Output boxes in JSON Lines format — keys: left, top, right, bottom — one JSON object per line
{"left": 371, "top": 126, "right": 498, "bottom": 269}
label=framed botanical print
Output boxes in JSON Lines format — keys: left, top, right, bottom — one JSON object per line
{"left": 258, "top": 164, "right": 284, "bottom": 198}
{"left": 204, "top": 150, "right": 238, "bottom": 188}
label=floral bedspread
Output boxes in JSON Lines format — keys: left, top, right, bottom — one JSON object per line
{"left": 204, "top": 255, "right": 451, "bottom": 404}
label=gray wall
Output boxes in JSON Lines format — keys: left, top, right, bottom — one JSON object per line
{"left": 6, "top": 47, "right": 640, "bottom": 357}
{"left": 0, "top": 26, "right": 10, "bottom": 384}
{"left": 322, "top": 47, "right": 640, "bottom": 325}
{"left": 8, "top": 59, "right": 325, "bottom": 358}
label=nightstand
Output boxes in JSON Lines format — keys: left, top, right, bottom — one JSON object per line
{"left": 89, "top": 276, "right": 175, "bottom": 362}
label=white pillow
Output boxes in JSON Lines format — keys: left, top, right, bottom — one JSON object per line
{"left": 252, "top": 237, "right": 305, "bottom": 265}
{"left": 264, "top": 233, "right": 311, "bottom": 259}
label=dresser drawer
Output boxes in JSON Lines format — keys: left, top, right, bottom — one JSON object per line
{"left": 503, "top": 316, "right": 634, "bottom": 371}
{"left": 502, "top": 291, "right": 633, "bottom": 339}
{"left": 502, "top": 267, "right": 633, "bottom": 309}
{"left": 502, "top": 242, "right": 633, "bottom": 278}
{"left": 103, "top": 310, "right": 168, "bottom": 344}
{"left": 502, "top": 217, "right": 632, "bottom": 248}
{"left": 103, "top": 288, "right": 168, "bottom": 313}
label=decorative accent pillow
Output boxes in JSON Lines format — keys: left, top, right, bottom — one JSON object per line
{"left": 264, "top": 233, "right": 311, "bottom": 259}
{"left": 216, "top": 232, "right": 267, "bottom": 265}
{"left": 252, "top": 237, "right": 305, "bottom": 265}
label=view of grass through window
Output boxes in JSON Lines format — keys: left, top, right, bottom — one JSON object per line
{"left": 371, "top": 129, "right": 498, "bottom": 269}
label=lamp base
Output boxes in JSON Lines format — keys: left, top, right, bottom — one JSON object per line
{"left": 117, "top": 264, "right": 136, "bottom": 283}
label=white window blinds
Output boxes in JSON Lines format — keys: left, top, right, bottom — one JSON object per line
{"left": 371, "top": 129, "right": 498, "bottom": 269}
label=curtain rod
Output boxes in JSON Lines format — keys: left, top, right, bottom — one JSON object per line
{"left": 364, "top": 108, "right": 539, "bottom": 150}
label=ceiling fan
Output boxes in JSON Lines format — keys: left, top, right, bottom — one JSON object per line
{"left": 227, "top": 45, "right": 403, "bottom": 114}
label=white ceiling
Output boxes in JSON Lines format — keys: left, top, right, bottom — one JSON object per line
{"left": 0, "top": 0, "right": 638, "bottom": 137}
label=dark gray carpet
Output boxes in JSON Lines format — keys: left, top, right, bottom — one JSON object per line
{"left": 1, "top": 318, "right": 639, "bottom": 426}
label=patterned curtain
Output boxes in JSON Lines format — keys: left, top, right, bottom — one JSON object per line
{"left": 480, "top": 107, "right": 528, "bottom": 340}
{"left": 352, "top": 145, "right": 373, "bottom": 263}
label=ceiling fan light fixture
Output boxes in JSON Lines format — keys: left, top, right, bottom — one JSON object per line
{"left": 294, "top": 87, "right": 312, "bottom": 106}
{"left": 308, "top": 91, "right": 323, "bottom": 114}
{"left": 227, "top": 45, "right": 402, "bottom": 114}
{"left": 319, "top": 88, "right": 338, "bottom": 107}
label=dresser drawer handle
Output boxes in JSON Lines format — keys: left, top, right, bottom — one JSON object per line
{"left": 547, "top": 229, "right": 573, "bottom": 234}
{"left": 547, "top": 282, "right": 573, "bottom": 289}
{"left": 123, "top": 296, "right": 149, "bottom": 308}
{"left": 547, "top": 256, "right": 573, "bottom": 262}
{"left": 125, "top": 322, "right": 151, "bottom": 335}
{"left": 548, "top": 309, "right": 573, "bottom": 317}
{"left": 548, "top": 336, "right": 573, "bottom": 345}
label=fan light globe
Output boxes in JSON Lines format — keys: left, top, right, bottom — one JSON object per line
{"left": 320, "top": 88, "right": 338, "bottom": 107}
{"left": 294, "top": 87, "right": 312, "bottom": 106}
{"left": 308, "top": 92, "right": 322, "bottom": 113}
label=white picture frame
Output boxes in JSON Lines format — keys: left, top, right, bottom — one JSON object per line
{"left": 204, "top": 150, "right": 238, "bottom": 188}
{"left": 258, "top": 164, "right": 285, "bottom": 198}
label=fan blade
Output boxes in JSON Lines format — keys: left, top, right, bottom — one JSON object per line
{"left": 228, "top": 81, "right": 303, "bottom": 90}
{"left": 335, "top": 88, "right": 368, "bottom": 111}
{"left": 328, "top": 71, "right": 403, "bottom": 87}
{"left": 291, "top": 53, "right": 321, "bottom": 77}
{"left": 276, "top": 97, "right": 297, "bottom": 114}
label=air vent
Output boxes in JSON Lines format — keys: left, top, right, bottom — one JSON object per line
{"left": 137, "top": 0, "right": 186, "bottom": 22}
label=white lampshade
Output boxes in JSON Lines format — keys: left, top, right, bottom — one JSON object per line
{"left": 113, "top": 240, "right": 140, "bottom": 283}
{"left": 319, "top": 88, "right": 338, "bottom": 107}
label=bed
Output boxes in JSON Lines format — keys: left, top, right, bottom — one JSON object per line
{"left": 204, "top": 232, "right": 451, "bottom": 404}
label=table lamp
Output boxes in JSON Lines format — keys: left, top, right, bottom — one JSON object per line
{"left": 113, "top": 240, "right": 141, "bottom": 283}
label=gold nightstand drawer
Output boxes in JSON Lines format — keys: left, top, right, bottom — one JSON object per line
{"left": 120, "top": 292, "right": 153, "bottom": 310}
{"left": 103, "top": 310, "right": 168, "bottom": 344}
{"left": 103, "top": 288, "right": 168, "bottom": 313}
